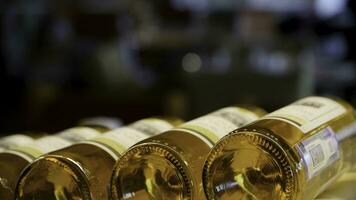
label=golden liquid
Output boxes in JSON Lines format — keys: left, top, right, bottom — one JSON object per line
{"left": 17, "top": 144, "right": 115, "bottom": 199}
{"left": 0, "top": 126, "right": 108, "bottom": 200}
{"left": 0, "top": 132, "right": 46, "bottom": 199}
{"left": 15, "top": 118, "right": 182, "bottom": 200}
{"left": 110, "top": 106, "right": 266, "bottom": 200}
{"left": 203, "top": 97, "right": 356, "bottom": 200}
{"left": 0, "top": 152, "right": 29, "bottom": 199}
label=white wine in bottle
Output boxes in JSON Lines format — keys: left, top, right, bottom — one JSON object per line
{"left": 0, "top": 125, "right": 111, "bottom": 200}
{"left": 15, "top": 118, "right": 182, "bottom": 200}
{"left": 203, "top": 96, "right": 356, "bottom": 200}
{"left": 0, "top": 132, "right": 46, "bottom": 199}
{"left": 110, "top": 106, "right": 266, "bottom": 200}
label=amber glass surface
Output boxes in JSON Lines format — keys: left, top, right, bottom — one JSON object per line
{"left": 16, "top": 118, "right": 181, "bottom": 200}
{"left": 0, "top": 126, "right": 109, "bottom": 199}
{"left": 203, "top": 98, "right": 356, "bottom": 200}
{"left": 0, "top": 153, "right": 29, "bottom": 199}
{"left": 16, "top": 143, "right": 114, "bottom": 199}
{"left": 0, "top": 133, "right": 46, "bottom": 199}
{"left": 110, "top": 106, "right": 266, "bottom": 200}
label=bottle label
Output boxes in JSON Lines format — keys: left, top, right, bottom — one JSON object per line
{"left": 179, "top": 107, "right": 260, "bottom": 143}
{"left": 296, "top": 127, "right": 339, "bottom": 179}
{"left": 90, "top": 128, "right": 150, "bottom": 154}
{"left": 0, "top": 134, "right": 34, "bottom": 151}
{"left": 6, "top": 127, "right": 101, "bottom": 160}
{"left": 263, "top": 97, "right": 346, "bottom": 133}
{"left": 57, "top": 127, "right": 101, "bottom": 143}
{"left": 9, "top": 136, "right": 72, "bottom": 159}
{"left": 85, "top": 119, "right": 174, "bottom": 157}
{"left": 129, "top": 118, "right": 174, "bottom": 136}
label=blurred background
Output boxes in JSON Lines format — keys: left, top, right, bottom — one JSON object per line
{"left": 0, "top": 0, "right": 356, "bottom": 134}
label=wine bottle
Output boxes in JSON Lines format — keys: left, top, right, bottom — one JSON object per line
{"left": 15, "top": 118, "right": 182, "bottom": 200}
{"left": 203, "top": 96, "right": 356, "bottom": 200}
{"left": 110, "top": 106, "right": 266, "bottom": 200}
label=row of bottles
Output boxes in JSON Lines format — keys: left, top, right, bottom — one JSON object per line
{"left": 0, "top": 96, "right": 355, "bottom": 199}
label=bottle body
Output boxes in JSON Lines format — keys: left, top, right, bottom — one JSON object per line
{"left": 0, "top": 126, "right": 106, "bottom": 199}
{"left": 15, "top": 118, "right": 180, "bottom": 200}
{"left": 0, "top": 132, "right": 45, "bottom": 199}
{"left": 0, "top": 152, "right": 29, "bottom": 199}
{"left": 110, "top": 106, "right": 266, "bottom": 200}
{"left": 203, "top": 96, "right": 356, "bottom": 200}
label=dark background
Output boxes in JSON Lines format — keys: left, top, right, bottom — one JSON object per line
{"left": 1, "top": 0, "right": 356, "bottom": 134}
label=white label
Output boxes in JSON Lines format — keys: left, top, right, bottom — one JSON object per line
{"left": 264, "top": 97, "right": 346, "bottom": 133}
{"left": 5, "top": 128, "right": 103, "bottom": 159}
{"left": 129, "top": 118, "right": 174, "bottom": 136}
{"left": 296, "top": 127, "right": 340, "bottom": 179}
{"left": 22, "top": 136, "right": 72, "bottom": 154}
{"left": 31, "top": 136, "right": 73, "bottom": 153}
{"left": 57, "top": 127, "right": 101, "bottom": 142}
{"left": 96, "top": 128, "right": 149, "bottom": 149}
{"left": 0, "top": 134, "right": 34, "bottom": 150}
{"left": 180, "top": 107, "right": 260, "bottom": 143}
{"left": 87, "top": 118, "right": 174, "bottom": 155}
{"left": 6, "top": 136, "right": 73, "bottom": 160}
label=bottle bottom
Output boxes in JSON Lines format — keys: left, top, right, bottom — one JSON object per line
{"left": 111, "top": 143, "right": 192, "bottom": 200}
{"left": 203, "top": 131, "right": 296, "bottom": 200}
{"left": 16, "top": 155, "right": 91, "bottom": 200}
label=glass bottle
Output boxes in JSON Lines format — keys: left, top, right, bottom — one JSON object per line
{"left": 110, "top": 106, "right": 266, "bottom": 200}
{"left": 203, "top": 96, "right": 356, "bottom": 200}
{"left": 0, "top": 123, "right": 113, "bottom": 200}
{"left": 15, "top": 118, "right": 182, "bottom": 200}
